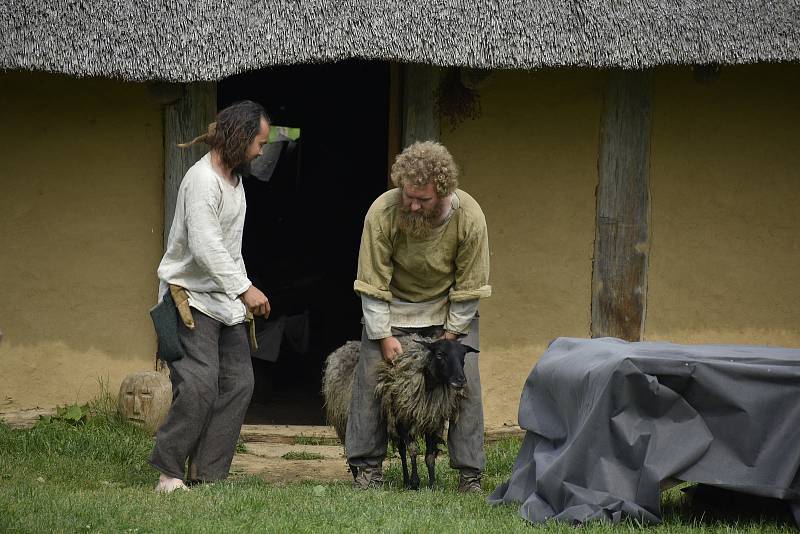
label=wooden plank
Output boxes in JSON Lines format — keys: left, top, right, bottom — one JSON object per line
{"left": 483, "top": 425, "right": 525, "bottom": 443}
{"left": 591, "top": 70, "right": 653, "bottom": 341}
{"left": 401, "top": 63, "right": 441, "bottom": 148}
{"left": 240, "top": 424, "right": 340, "bottom": 445}
{"left": 163, "top": 82, "right": 216, "bottom": 249}
{"left": 239, "top": 423, "right": 524, "bottom": 445}
{"left": 0, "top": 407, "right": 56, "bottom": 429}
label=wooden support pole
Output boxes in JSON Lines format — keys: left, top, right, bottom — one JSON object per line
{"left": 387, "top": 62, "right": 403, "bottom": 180}
{"left": 163, "top": 82, "right": 216, "bottom": 249}
{"left": 401, "top": 64, "right": 441, "bottom": 148}
{"left": 591, "top": 70, "right": 653, "bottom": 341}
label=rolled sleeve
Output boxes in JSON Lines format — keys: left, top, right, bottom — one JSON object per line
{"left": 361, "top": 294, "right": 392, "bottom": 340}
{"left": 445, "top": 299, "right": 479, "bottom": 334}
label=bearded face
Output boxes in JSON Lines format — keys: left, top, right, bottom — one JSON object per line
{"left": 396, "top": 183, "right": 446, "bottom": 238}
{"left": 230, "top": 116, "right": 270, "bottom": 178}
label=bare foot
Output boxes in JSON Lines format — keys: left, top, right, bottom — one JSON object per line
{"left": 155, "top": 473, "right": 188, "bottom": 493}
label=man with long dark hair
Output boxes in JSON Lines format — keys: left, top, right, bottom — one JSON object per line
{"left": 149, "top": 100, "right": 271, "bottom": 492}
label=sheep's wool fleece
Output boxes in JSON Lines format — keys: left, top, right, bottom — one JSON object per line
{"left": 375, "top": 338, "right": 465, "bottom": 440}
{"left": 322, "top": 341, "right": 361, "bottom": 444}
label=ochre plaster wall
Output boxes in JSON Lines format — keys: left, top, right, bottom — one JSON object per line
{"left": 0, "top": 72, "right": 163, "bottom": 410}
{"left": 646, "top": 65, "right": 800, "bottom": 347}
{"left": 442, "top": 69, "right": 602, "bottom": 426}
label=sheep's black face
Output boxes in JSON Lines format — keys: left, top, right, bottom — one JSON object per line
{"left": 422, "top": 340, "right": 480, "bottom": 390}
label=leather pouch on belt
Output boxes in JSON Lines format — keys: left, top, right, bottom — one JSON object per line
{"left": 169, "top": 284, "right": 195, "bottom": 330}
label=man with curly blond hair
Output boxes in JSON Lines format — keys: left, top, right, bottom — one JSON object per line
{"left": 347, "top": 141, "right": 491, "bottom": 492}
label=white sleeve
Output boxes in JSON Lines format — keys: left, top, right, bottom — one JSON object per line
{"left": 445, "top": 299, "right": 479, "bottom": 335}
{"left": 361, "top": 294, "right": 392, "bottom": 340}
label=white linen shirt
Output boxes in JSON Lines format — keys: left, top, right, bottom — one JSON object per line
{"left": 157, "top": 153, "right": 252, "bottom": 326}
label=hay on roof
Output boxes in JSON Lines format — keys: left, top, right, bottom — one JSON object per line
{"left": 1, "top": 0, "right": 798, "bottom": 82}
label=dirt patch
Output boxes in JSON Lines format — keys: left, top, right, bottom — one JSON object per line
{"left": 229, "top": 425, "right": 523, "bottom": 484}
{"left": 231, "top": 442, "right": 352, "bottom": 483}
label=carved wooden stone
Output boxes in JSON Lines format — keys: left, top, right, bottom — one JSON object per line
{"left": 118, "top": 370, "right": 172, "bottom": 433}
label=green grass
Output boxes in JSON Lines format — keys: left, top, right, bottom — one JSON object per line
{"left": 292, "top": 435, "right": 331, "bottom": 446}
{"left": 0, "top": 412, "right": 795, "bottom": 533}
{"left": 281, "top": 451, "right": 326, "bottom": 461}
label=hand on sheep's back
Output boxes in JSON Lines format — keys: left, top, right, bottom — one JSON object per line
{"left": 379, "top": 336, "right": 404, "bottom": 364}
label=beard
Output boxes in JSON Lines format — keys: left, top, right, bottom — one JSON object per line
{"left": 232, "top": 159, "right": 253, "bottom": 177}
{"left": 397, "top": 202, "right": 444, "bottom": 238}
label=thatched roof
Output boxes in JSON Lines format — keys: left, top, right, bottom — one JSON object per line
{"left": 2, "top": 0, "right": 799, "bottom": 81}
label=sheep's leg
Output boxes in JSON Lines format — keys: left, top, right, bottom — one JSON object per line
{"left": 409, "top": 440, "right": 420, "bottom": 490}
{"left": 396, "top": 438, "right": 410, "bottom": 488}
{"left": 398, "top": 426, "right": 419, "bottom": 490}
{"left": 424, "top": 434, "right": 439, "bottom": 490}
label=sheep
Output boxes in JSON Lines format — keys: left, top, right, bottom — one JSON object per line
{"left": 321, "top": 340, "right": 361, "bottom": 446}
{"left": 322, "top": 336, "right": 479, "bottom": 490}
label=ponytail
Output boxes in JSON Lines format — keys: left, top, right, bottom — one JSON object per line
{"left": 177, "top": 121, "right": 217, "bottom": 149}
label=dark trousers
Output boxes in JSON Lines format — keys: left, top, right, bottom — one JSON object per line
{"left": 345, "top": 318, "right": 485, "bottom": 474}
{"left": 149, "top": 310, "right": 254, "bottom": 481}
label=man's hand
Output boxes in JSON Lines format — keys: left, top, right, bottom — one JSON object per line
{"left": 442, "top": 331, "right": 459, "bottom": 341}
{"left": 379, "top": 336, "right": 403, "bottom": 364}
{"left": 239, "top": 285, "right": 271, "bottom": 318}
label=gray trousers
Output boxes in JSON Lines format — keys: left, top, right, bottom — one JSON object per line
{"left": 345, "top": 318, "right": 485, "bottom": 474}
{"left": 149, "top": 310, "right": 254, "bottom": 481}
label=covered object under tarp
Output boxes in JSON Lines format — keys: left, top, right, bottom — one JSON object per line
{"left": 489, "top": 337, "right": 800, "bottom": 525}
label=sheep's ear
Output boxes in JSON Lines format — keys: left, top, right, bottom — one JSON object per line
{"left": 461, "top": 344, "right": 480, "bottom": 355}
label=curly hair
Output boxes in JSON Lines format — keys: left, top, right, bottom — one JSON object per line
{"left": 390, "top": 141, "right": 459, "bottom": 197}
{"left": 178, "top": 100, "right": 269, "bottom": 170}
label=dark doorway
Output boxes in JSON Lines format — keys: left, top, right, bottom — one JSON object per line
{"left": 219, "top": 60, "right": 390, "bottom": 424}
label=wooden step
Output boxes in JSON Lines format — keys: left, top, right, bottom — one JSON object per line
{"left": 239, "top": 424, "right": 524, "bottom": 444}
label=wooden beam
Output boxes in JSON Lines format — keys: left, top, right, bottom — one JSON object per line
{"left": 163, "top": 82, "right": 216, "bottom": 249}
{"left": 387, "top": 62, "right": 403, "bottom": 182}
{"left": 401, "top": 64, "right": 441, "bottom": 148}
{"left": 591, "top": 70, "right": 653, "bottom": 341}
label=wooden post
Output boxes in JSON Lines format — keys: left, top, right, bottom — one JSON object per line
{"left": 387, "top": 62, "right": 403, "bottom": 180}
{"left": 157, "top": 82, "right": 215, "bottom": 371}
{"left": 163, "top": 82, "right": 216, "bottom": 249}
{"left": 591, "top": 70, "right": 652, "bottom": 341}
{"left": 401, "top": 64, "right": 441, "bottom": 148}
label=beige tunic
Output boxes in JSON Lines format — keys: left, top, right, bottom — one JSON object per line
{"left": 354, "top": 188, "right": 491, "bottom": 336}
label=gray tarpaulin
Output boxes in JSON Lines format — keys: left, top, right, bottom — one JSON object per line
{"left": 489, "top": 337, "right": 800, "bottom": 525}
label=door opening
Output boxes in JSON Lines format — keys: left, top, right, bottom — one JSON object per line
{"left": 219, "top": 60, "right": 391, "bottom": 424}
